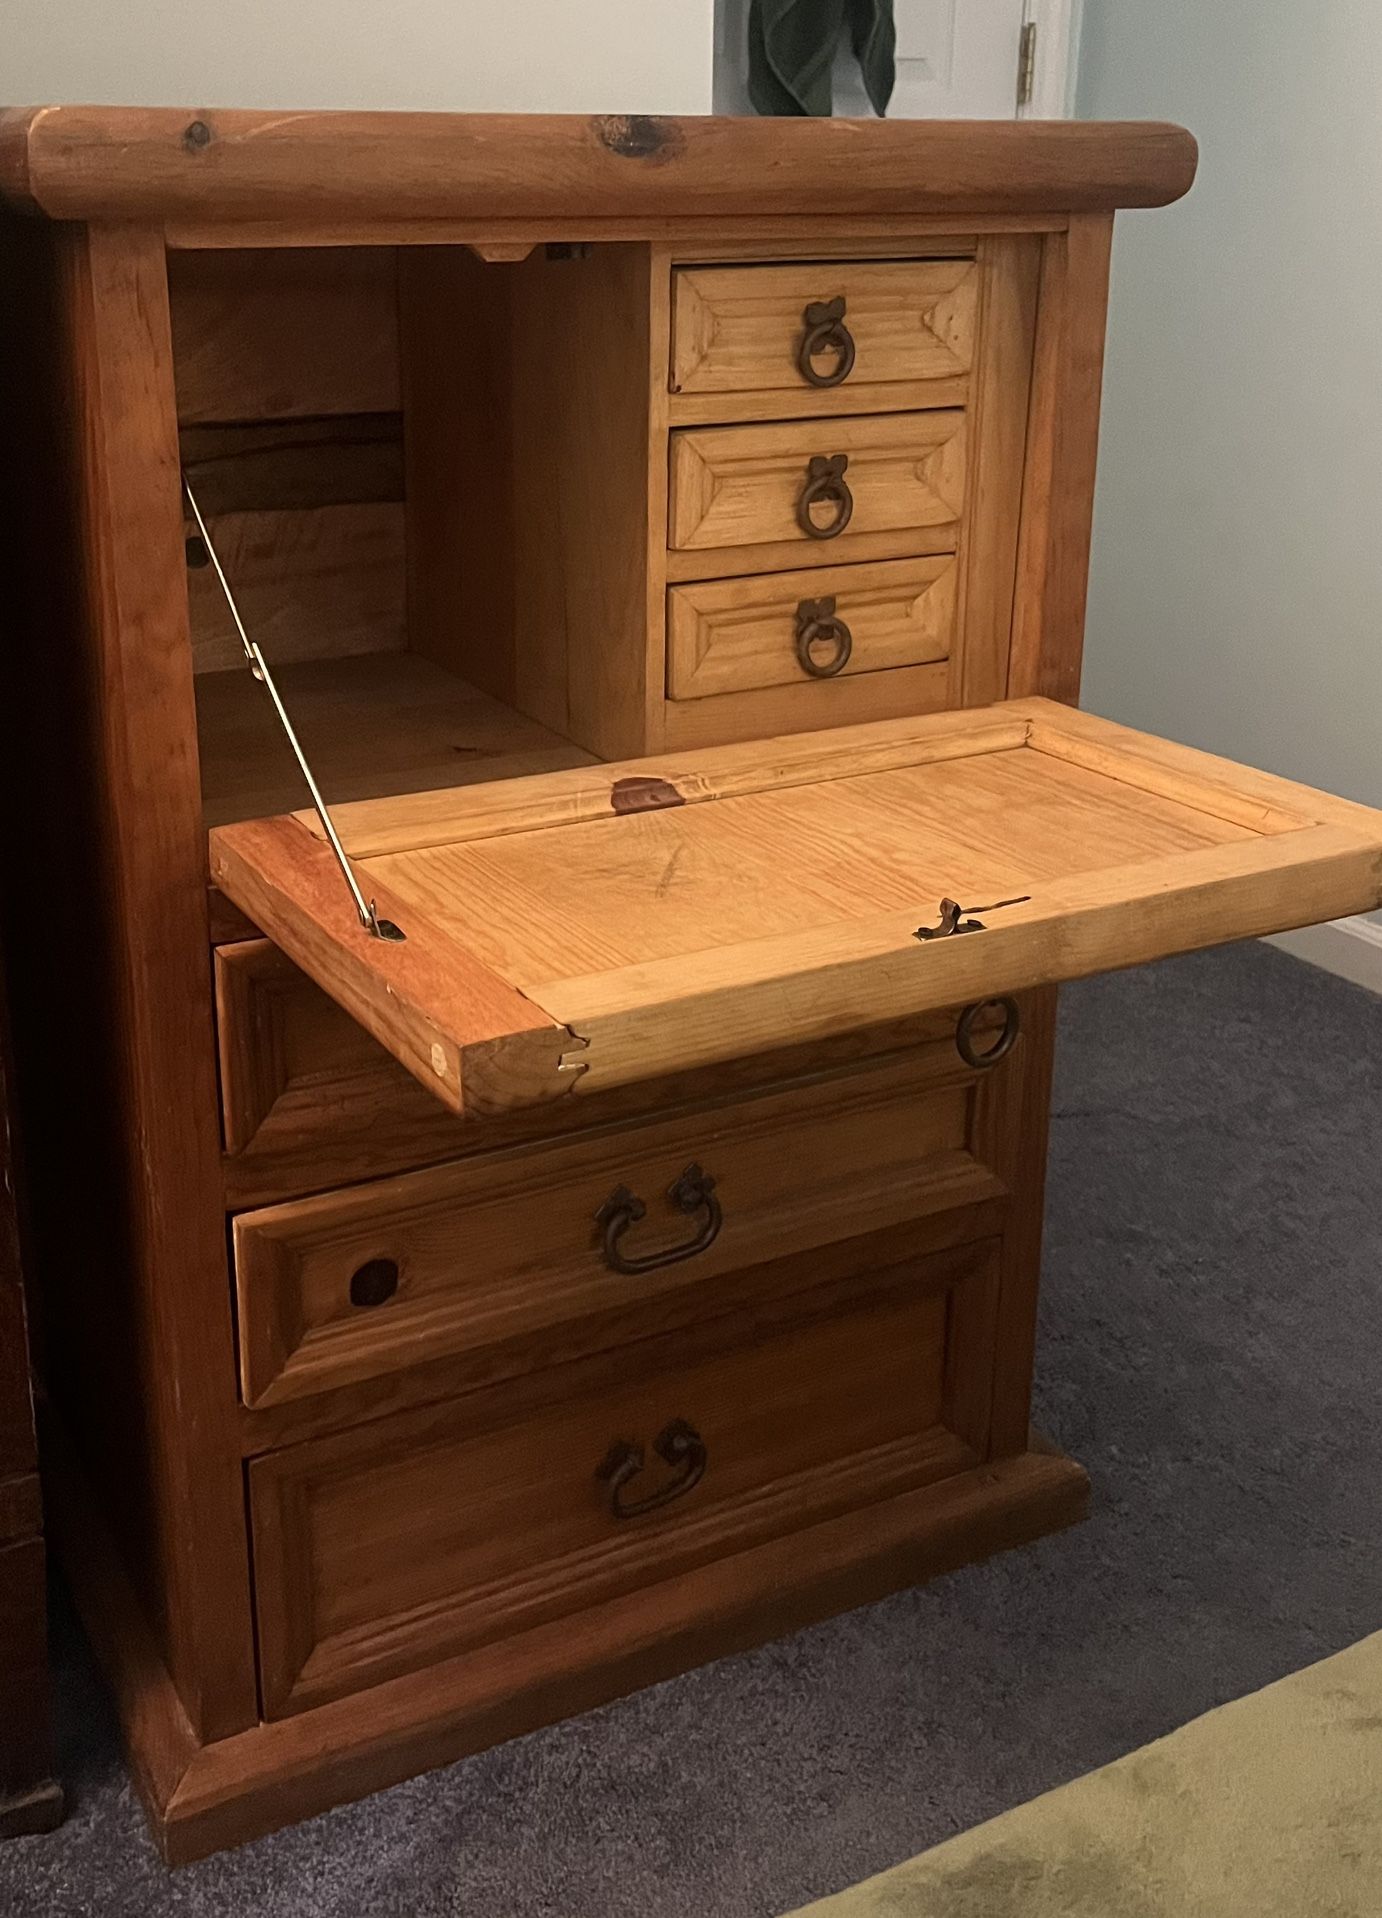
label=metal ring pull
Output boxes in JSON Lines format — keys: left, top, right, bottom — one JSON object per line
{"left": 796, "top": 295, "right": 857, "bottom": 388}
{"left": 597, "top": 1419, "right": 708, "bottom": 1521}
{"left": 956, "top": 997, "right": 1021, "bottom": 1069}
{"left": 595, "top": 1163, "right": 723, "bottom": 1276}
{"left": 795, "top": 453, "right": 853, "bottom": 540}
{"left": 794, "top": 596, "right": 854, "bottom": 679}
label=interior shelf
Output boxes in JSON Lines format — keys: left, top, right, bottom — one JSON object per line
{"left": 197, "top": 651, "right": 598, "bottom": 828}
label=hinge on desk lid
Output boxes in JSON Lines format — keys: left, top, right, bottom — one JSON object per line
{"left": 182, "top": 478, "right": 406, "bottom": 943}
{"left": 1016, "top": 20, "right": 1038, "bottom": 109}
{"left": 915, "top": 896, "right": 1030, "bottom": 940}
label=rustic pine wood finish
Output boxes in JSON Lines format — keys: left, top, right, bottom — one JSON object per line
{"left": 249, "top": 1243, "right": 1000, "bottom": 1717}
{"left": 210, "top": 701, "right": 1382, "bottom": 1116}
{"left": 666, "top": 556, "right": 957, "bottom": 701}
{"left": 30, "top": 106, "right": 1380, "bottom": 1865}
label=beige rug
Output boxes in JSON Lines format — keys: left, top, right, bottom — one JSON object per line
{"left": 786, "top": 1630, "right": 1382, "bottom": 1916}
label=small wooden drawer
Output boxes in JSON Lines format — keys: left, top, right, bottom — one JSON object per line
{"left": 233, "top": 1046, "right": 1011, "bottom": 1409}
{"left": 667, "top": 411, "right": 966, "bottom": 559}
{"left": 248, "top": 1239, "right": 1001, "bottom": 1715}
{"left": 669, "top": 259, "right": 977, "bottom": 409}
{"left": 667, "top": 554, "right": 955, "bottom": 701}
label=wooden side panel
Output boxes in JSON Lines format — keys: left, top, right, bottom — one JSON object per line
{"left": 952, "top": 233, "right": 1040, "bottom": 709}
{"left": 248, "top": 1246, "right": 996, "bottom": 1715}
{"left": 402, "top": 246, "right": 659, "bottom": 760}
{"left": 0, "top": 219, "right": 258, "bottom": 1738}
{"left": 1008, "top": 215, "right": 1115, "bottom": 704}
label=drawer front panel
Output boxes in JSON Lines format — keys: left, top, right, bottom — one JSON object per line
{"left": 669, "top": 259, "right": 977, "bottom": 400}
{"left": 668, "top": 411, "right": 966, "bottom": 555}
{"left": 217, "top": 938, "right": 466, "bottom": 1205}
{"left": 218, "top": 939, "right": 1015, "bottom": 1210}
{"left": 249, "top": 1240, "right": 999, "bottom": 1715}
{"left": 234, "top": 1045, "right": 1010, "bottom": 1409}
{"left": 667, "top": 555, "right": 956, "bottom": 701}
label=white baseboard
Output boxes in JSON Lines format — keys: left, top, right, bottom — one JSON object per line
{"left": 1265, "top": 915, "right": 1382, "bottom": 995}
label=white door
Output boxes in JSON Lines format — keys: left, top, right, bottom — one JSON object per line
{"left": 715, "top": 0, "right": 1072, "bottom": 119}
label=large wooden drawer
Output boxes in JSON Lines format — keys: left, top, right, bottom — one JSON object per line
{"left": 667, "top": 554, "right": 956, "bottom": 701}
{"left": 233, "top": 1045, "right": 1011, "bottom": 1408}
{"left": 216, "top": 938, "right": 1010, "bottom": 1209}
{"left": 669, "top": 258, "right": 977, "bottom": 408}
{"left": 668, "top": 411, "right": 967, "bottom": 556}
{"left": 248, "top": 1240, "right": 1000, "bottom": 1715}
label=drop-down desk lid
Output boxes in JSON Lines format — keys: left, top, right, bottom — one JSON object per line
{"left": 209, "top": 698, "right": 1382, "bottom": 1118}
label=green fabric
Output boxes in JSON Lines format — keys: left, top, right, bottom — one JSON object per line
{"left": 748, "top": 0, "right": 895, "bottom": 117}
{"left": 784, "top": 1629, "right": 1382, "bottom": 1916}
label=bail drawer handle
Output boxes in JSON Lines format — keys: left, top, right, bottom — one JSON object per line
{"left": 796, "top": 453, "right": 853, "bottom": 540}
{"left": 956, "top": 997, "right": 1021, "bottom": 1069}
{"left": 597, "top": 1419, "right": 708, "bottom": 1521}
{"left": 796, "top": 295, "right": 857, "bottom": 388}
{"left": 794, "top": 595, "right": 853, "bottom": 678}
{"left": 595, "top": 1163, "right": 723, "bottom": 1275}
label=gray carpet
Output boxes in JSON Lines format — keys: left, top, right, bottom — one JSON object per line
{"left": 4, "top": 941, "right": 1381, "bottom": 1918}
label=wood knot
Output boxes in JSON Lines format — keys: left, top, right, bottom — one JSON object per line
{"left": 610, "top": 776, "right": 685, "bottom": 816}
{"left": 183, "top": 118, "right": 213, "bottom": 152}
{"left": 593, "top": 115, "right": 681, "bottom": 163}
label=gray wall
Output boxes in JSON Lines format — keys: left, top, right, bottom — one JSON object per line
{"left": 1, "top": 1, "right": 713, "bottom": 113}
{"left": 1078, "top": 1, "right": 1382, "bottom": 807}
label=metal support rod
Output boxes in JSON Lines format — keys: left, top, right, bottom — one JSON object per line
{"left": 183, "top": 478, "right": 404, "bottom": 942}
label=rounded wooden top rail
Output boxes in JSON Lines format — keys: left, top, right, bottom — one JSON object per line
{"left": 0, "top": 108, "right": 1197, "bottom": 226}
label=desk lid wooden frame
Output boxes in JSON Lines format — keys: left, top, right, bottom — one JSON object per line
{"left": 210, "top": 700, "right": 1382, "bottom": 1117}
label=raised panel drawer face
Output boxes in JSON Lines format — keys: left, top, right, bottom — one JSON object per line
{"left": 669, "top": 259, "right": 977, "bottom": 400}
{"left": 209, "top": 701, "right": 1382, "bottom": 1122}
{"left": 667, "top": 411, "right": 966, "bottom": 554}
{"left": 233, "top": 1046, "right": 1009, "bottom": 1408}
{"left": 216, "top": 937, "right": 466, "bottom": 1206}
{"left": 667, "top": 555, "right": 956, "bottom": 701}
{"left": 248, "top": 1241, "right": 1000, "bottom": 1715}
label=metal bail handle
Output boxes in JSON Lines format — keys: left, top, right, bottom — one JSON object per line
{"left": 597, "top": 1419, "right": 708, "bottom": 1520}
{"left": 595, "top": 1163, "right": 723, "bottom": 1275}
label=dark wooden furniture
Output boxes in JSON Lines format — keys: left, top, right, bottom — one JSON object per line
{"left": 2, "top": 107, "right": 1380, "bottom": 1866}
{"left": 0, "top": 948, "right": 62, "bottom": 1839}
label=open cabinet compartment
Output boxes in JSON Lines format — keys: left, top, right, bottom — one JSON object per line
{"left": 210, "top": 696, "right": 1382, "bottom": 1118}
{"left": 180, "top": 230, "right": 1038, "bottom": 829}
{"left": 178, "top": 242, "right": 650, "bottom": 828}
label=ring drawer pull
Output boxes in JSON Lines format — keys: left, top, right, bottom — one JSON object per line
{"left": 595, "top": 1162, "right": 723, "bottom": 1275}
{"left": 597, "top": 1418, "right": 708, "bottom": 1521}
{"left": 796, "top": 296, "right": 857, "bottom": 388}
{"left": 795, "top": 453, "right": 853, "bottom": 540}
{"left": 956, "top": 997, "right": 1021, "bottom": 1069}
{"left": 794, "top": 595, "right": 854, "bottom": 678}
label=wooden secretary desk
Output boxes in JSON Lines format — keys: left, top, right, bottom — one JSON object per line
{"left": 2, "top": 108, "right": 1380, "bottom": 1862}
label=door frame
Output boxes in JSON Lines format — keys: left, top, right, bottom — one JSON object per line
{"left": 1020, "top": 0, "right": 1082, "bottom": 119}
{"left": 714, "top": 0, "right": 1080, "bottom": 120}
